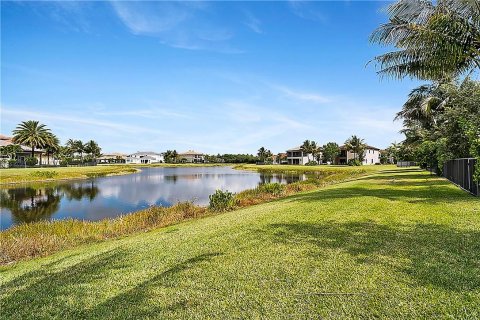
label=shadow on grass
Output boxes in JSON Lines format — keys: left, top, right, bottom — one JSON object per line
{"left": 0, "top": 249, "right": 223, "bottom": 319}
{"left": 264, "top": 221, "right": 480, "bottom": 292}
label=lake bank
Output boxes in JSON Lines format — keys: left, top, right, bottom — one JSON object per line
{"left": 1, "top": 168, "right": 478, "bottom": 318}
{"left": 0, "top": 167, "right": 369, "bottom": 264}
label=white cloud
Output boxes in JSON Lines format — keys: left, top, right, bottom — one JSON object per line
{"left": 288, "top": 0, "right": 328, "bottom": 22}
{"left": 274, "top": 85, "right": 332, "bottom": 104}
{"left": 109, "top": 1, "right": 241, "bottom": 53}
{"left": 243, "top": 11, "right": 262, "bottom": 34}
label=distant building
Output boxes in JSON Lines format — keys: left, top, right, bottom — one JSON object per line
{"left": 336, "top": 145, "right": 380, "bottom": 165}
{"left": 125, "top": 151, "right": 164, "bottom": 164}
{"left": 96, "top": 153, "right": 127, "bottom": 164}
{"left": 286, "top": 146, "right": 313, "bottom": 165}
{"left": 179, "top": 150, "right": 205, "bottom": 163}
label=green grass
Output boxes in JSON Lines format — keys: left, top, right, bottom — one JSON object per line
{"left": 1, "top": 168, "right": 479, "bottom": 318}
{"left": 234, "top": 163, "right": 397, "bottom": 173}
{"left": 0, "top": 165, "right": 139, "bottom": 184}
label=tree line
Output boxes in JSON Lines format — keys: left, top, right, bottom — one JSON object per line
{"left": 370, "top": 0, "right": 480, "bottom": 179}
{"left": 1, "top": 120, "right": 102, "bottom": 166}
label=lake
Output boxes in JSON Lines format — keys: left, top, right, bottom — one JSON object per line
{"left": 0, "top": 166, "right": 306, "bottom": 230}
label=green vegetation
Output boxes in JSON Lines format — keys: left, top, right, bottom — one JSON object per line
{"left": 371, "top": 0, "right": 480, "bottom": 177}
{"left": 1, "top": 168, "right": 479, "bottom": 318}
{"left": 0, "top": 166, "right": 138, "bottom": 184}
{"left": 1, "top": 167, "right": 369, "bottom": 264}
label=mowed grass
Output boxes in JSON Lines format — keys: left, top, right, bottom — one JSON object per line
{"left": 234, "top": 163, "right": 397, "bottom": 173}
{"left": 1, "top": 168, "right": 479, "bottom": 319}
{"left": 0, "top": 165, "right": 139, "bottom": 184}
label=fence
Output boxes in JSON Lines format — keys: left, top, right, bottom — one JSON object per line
{"left": 397, "top": 161, "right": 416, "bottom": 167}
{"left": 443, "top": 158, "right": 479, "bottom": 196}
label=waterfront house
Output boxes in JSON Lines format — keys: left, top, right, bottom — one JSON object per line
{"left": 0, "top": 134, "right": 55, "bottom": 166}
{"left": 125, "top": 151, "right": 164, "bottom": 164}
{"left": 286, "top": 146, "right": 314, "bottom": 165}
{"left": 336, "top": 145, "right": 381, "bottom": 165}
{"left": 96, "top": 153, "right": 127, "bottom": 164}
{"left": 179, "top": 150, "right": 205, "bottom": 163}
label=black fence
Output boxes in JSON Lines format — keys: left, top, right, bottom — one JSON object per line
{"left": 443, "top": 158, "right": 479, "bottom": 196}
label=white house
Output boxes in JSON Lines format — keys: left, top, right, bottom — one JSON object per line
{"left": 125, "top": 151, "right": 164, "bottom": 164}
{"left": 336, "top": 145, "right": 380, "bottom": 165}
{"left": 286, "top": 146, "right": 313, "bottom": 165}
{"left": 178, "top": 150, "right": 205, "bottom": 163}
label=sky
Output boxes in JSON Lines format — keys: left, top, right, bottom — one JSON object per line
{"left": 1, "top": 0, "right": 420, "bottom": 154}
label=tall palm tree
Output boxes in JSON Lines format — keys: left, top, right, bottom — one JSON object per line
{"left": 66, "top": 139, "right": 84, "bottom": 161}
{"left": 344, "top": 135, "right": 366, "bottom": 161}
{"left": 257, "top": 147, "right": 267, "bottom": 162}
{"left": 84, "top": 140, "right": 101, "bottom": 162}
{"left": 370, "top": 0, "right": 480, "bottom": 80}
{"left": 301, "top": 140, "right": 319, "bottom": 162}
{"left": 44, "top": 134, "right": 60, "bottom": 165}
{"left": 12, "top": 120, "right": 51, "bottom": 158}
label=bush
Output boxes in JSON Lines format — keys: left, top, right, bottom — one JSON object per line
{"left": 25, "top": 157, "right": 38, "bottom": 166}
{"left": 8, "top": 159, "right": 17, "bottom": 167}
{"left": 258, "top": 183, "right": 285, "bottom": 196}
{"left": 59, "top": 160, "right": 69, "bottom": 166}
{"left": 305, "top": 161, "right": 318, "bottom": 166}
{"left": 209, "top": 189, "right": 236, "bottom": 212}
{"left": 348, "top": 159, "right": 362, "bottom": 166}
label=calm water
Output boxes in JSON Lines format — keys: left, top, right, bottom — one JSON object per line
{"left": 0, "top": 167, "right": 306, "bottom": 230}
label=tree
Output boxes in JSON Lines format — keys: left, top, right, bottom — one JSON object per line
{"left": 12, "top": 120, "right": 51, "bottom": 158}
{"left": 0, "top": 144, "right": 22, "bottom": 160}
{"left": 322, "top": 142, "right": 340, "bottom": 164}
{"left": 370, "top": 0, "right": 480, "bottom": 81}
{"left": 300, "top": 140, "right": 320, "bottom": 163}
{"left": 66, "top": 139, "right": 85, "bottom": 161}
{"left": 84, "top": 140, "right": 101, "bottom": 162}
{"left": 257, "top": 147, "right": 273, "bottom": 163}
{"left": 344, "top": 135, "right": 366, "bottom": 162}
{"left": 44, "top": 134, "right": 60, "bottom": 165}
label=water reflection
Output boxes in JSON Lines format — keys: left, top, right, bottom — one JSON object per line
{"left": 0, "top": 167, "right": 306, "bottom": 229}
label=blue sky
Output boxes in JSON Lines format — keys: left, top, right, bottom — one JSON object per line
{"left": 1, "top": 1, "right": 419, "bottom": 154}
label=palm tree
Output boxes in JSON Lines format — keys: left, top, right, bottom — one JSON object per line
{"left": 84, "top": 140, "right": 101, "bottom": 162}
{"left": 301, "top": 140, "right": 319, "bottom": 162}
{"left": 257, "top": 147, "right": 267, "bottom": 162}
{"left": 66, "top": 139, "right": 84, "bottom": 161}
{"left": 12, "top": 120, "right": 51, "bottom": 158}
{"left": 44, "top": 134, "right": 60, "bottom": 165}
{"left": 344, "top": 135, "right": 366, "bottom": 161}
{"left": 0, "top": 144, "right": 22, "bottom": 160}
{"left": 370, "top": 0, "right": 480, "bottom": 80}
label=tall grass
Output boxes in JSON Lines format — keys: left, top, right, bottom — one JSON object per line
{"left": 0, "top": 168, "right": 369, "bottom": 265}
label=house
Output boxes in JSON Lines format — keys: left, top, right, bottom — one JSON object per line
{"left": 336, "top": 145, "right": 381, "bottom": 165}
{"left": 272, "top": 153, "right": 288, "bottom": 165}
{"left": 0, "top": 134, "right": 56, "bottom": 166}
{"left": 125, "top": 151, "right": 164, "bottom": 164}
{"left": 96, "top": 153, "right": 127, "bottom": 164}
{"left": 286, "top": 146, "right": 313, "bottom": 165}
{"left": 178, "top": 150, "right": 205, "bottom": 163}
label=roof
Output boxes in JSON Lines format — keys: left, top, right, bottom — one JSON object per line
{"left": 286, "top": 146, "right": 303, "bottom": 152}
{"left": 129, "top": 151, "right": 163, "bottom": 156}
{"left": 0, "top": 134, "right": 45, "bottom": 152}
{"left": 179, "top": 150, "right": 204, "bottom": 156}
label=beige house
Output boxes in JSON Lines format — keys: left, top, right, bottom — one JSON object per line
{"left": 179, "top": 150, "right": 205, "bottom": 163}
{"left": 96, "top": 153, "right": 127, "bottom": 164}
{"left": 0, "top": 134, "right": 55, "bottom": 166}
{"left": 336, "top": 145, "right": 381, "bottom": 165}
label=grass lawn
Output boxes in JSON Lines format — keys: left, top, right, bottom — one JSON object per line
{"left": 0, "top": 165, "right": 139, "bottom": 184}
{"left": 1, "top": 168, "right": 479, "bottom": 319}
{"left": 234, "top": 163, "right": 398, "bottom": 173}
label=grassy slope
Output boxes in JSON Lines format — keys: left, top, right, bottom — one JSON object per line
{"left": 0, "top": 165, "right": 138, "bottom": 184}
{"left": 1, "top": 168, "right": 479, "bottom": 319}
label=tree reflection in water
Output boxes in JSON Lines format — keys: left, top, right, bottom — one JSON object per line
{"left": 0, "top": 181, "right": 99, "bottom": 224}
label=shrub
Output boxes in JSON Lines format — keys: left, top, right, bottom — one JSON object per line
{"left": 8, "top": 159, "right": 17, "bottom": 167}
{"left": 348, "top": 159, "right": 362, "bottom": 166}
{"left": 25, "top": 157, "right": 38, "bottom": 166}
{"left": 209, "top": 189, "right": 236, "bottom": 212}
{"left": 305, "top": 161, "right": 318, "bottom": 166}
{"left": 29, "top": 170, "right": 58, "bottom": 179}
{"left": 59, "top": 160, "right": 69, "bottom": 166}
{"left": 258, "top": 183, "right": 285, "bottom": 196}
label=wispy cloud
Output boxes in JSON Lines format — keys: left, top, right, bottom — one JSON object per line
{"left": 243, "top": 10, "right": 263, "bottom": 34}
{"left": 288, "top": 0, "right": 328, "bottom": 23}
{"left": 273, "top": 85, "right": 332, "bottom": 104}
{"left": 109, "top": 1, "right": 242, "bottom": 53}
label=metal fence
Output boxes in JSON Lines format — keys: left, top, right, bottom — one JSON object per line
{"left": 443, "top": 158, "right": 479, "bottom": 196}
